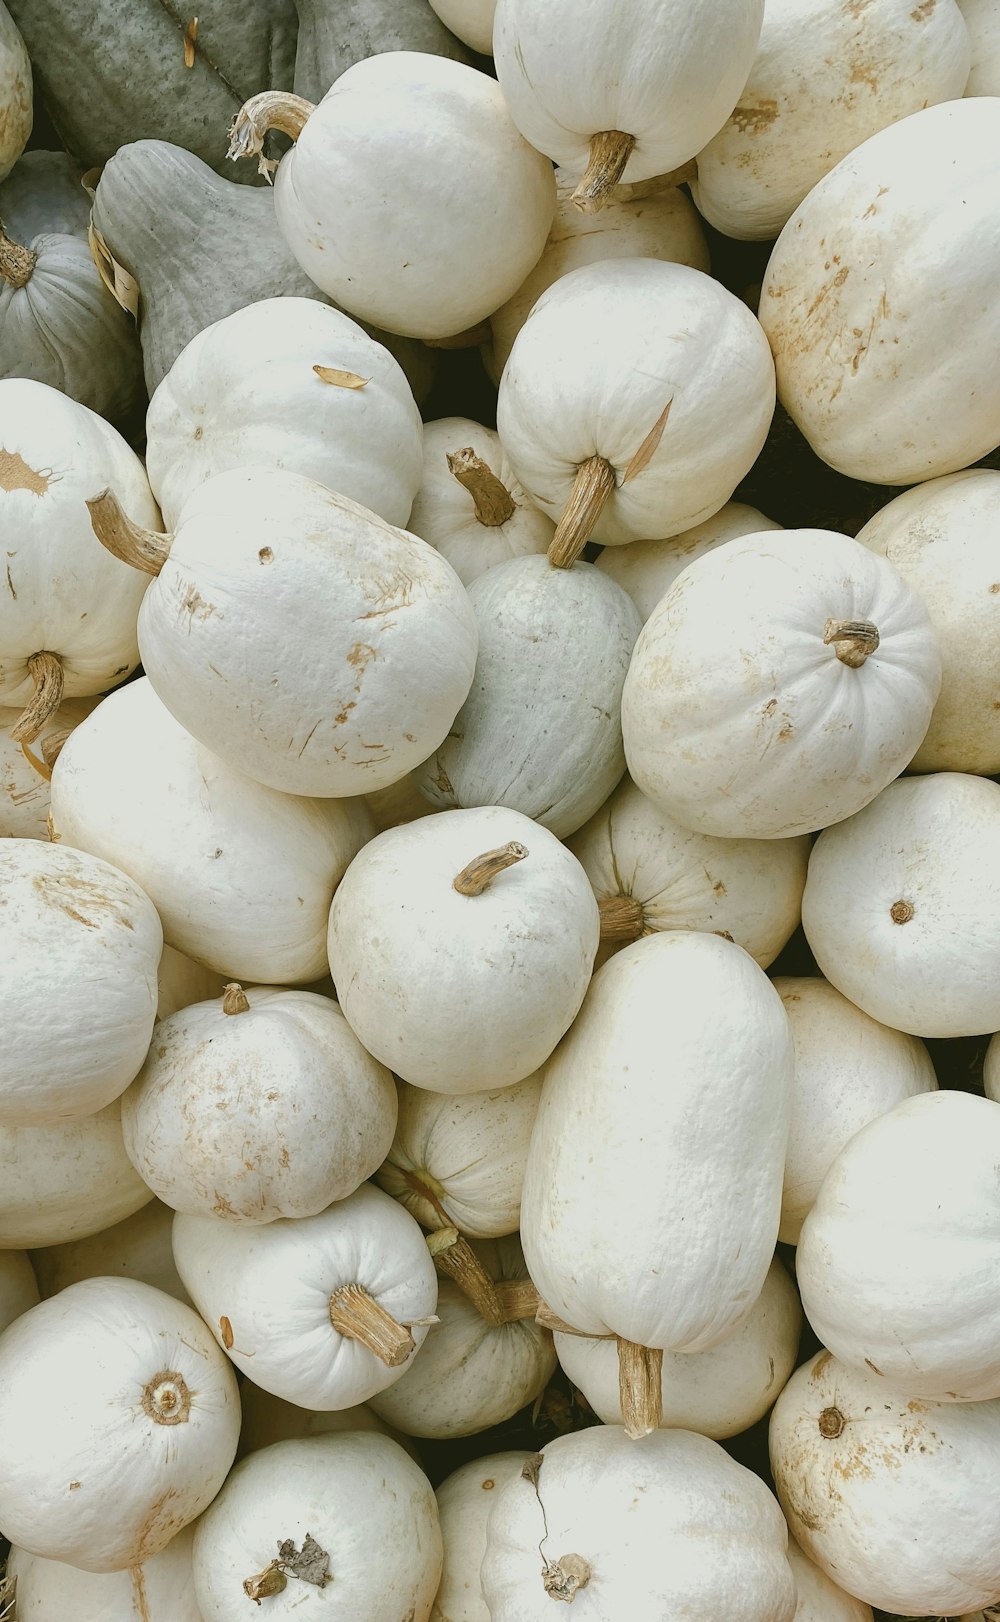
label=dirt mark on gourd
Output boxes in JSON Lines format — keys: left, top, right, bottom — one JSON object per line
{"left": 31, "top": 870, "right": 136, "bottom": 932}
{"left": 731, "top": 100, "right": 779, "bottom": 135}
{"left": 0, "top": 449, "right": 48, "bottom": 495}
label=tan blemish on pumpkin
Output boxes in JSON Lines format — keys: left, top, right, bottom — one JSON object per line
{"left": 910, "top": 0, "right": 935, "bottom": 17}
{"left": 0, "top": 449, "right": 48, "bottom": 495}
{"left": 731, "top": 100, "right": 779, "bottom": 134}
{"left": 865, "top": 1357, "right": 884, "bottom": 1374}
{"left": 181, "top": 586, "right": 217, "bottom": 626}
{"left": 131, "top": 1562, "right": 151, "bottom": 1622}
{"left": 334, "top": 701, "right": 356, "bottom": 725}
{"left": 712, "top": 879, "right": 727, "bottom": 896}
{"left": 213, "top": 1190, "right": 239, "bottom": 1218}
{"left": 258, "top": 546, "right": 273, "bottom": 563}
{"left": 989, "top": 582, "right": 1000, "bottom": 593}
{"left": 134, "top": 1487, "right": 184, "bottom": 1563}
{"left": 812, "top": 1350, "right": 834, "bottom": 1379}
{"left": 31, "top": 869, "right": 136, "bottom": 931}
{"left": 848, "top": 57, "right": 879, "bottom": 93}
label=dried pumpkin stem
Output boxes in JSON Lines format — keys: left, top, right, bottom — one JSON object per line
{"left": 823, "top": 617, "right": 880, "bottom": 667}
{"left": 548, "top": 456, "right": 616, "bottom": 569}
{"left": 222, "top": 983, "right": 251, "bottom": 1016}
{"left": 328, "top": 1282, "right": 415, "bottom": 1367}
{"left": 818, "top": 1405, "right": 845, "bottom": 1439}
{"left": 542, "top": 1552, "right": 593, "bottom": 1603}
{"left": 453, "top": 841, "right": 529, "bottom": 897}
{"left": 428, "top": 1227, "right": 506, "bottom": 1327}
{"left": 243, "top": 1560, "right": 288, "bottom": 1603}
{"left": 0, "top": 223, "right": 35, "bottom": 289}
{"left": 571, "top": 131, "right": 637, "bottom": 212}
{"left": 40, "top": 726, "right": 72, "bottom": 771}
{"left": 227, "top": 91, "right": 316, "bottom": 176}
{"left": 617, "top": 1338, "right": 663, "bottom": 1438}
{"left": 141, "top": 1369, "right": 191, "bottom": 1426}
{"left": 20, "top": 738, "right": 52, "bottom": 781}
{"left": 598, "top": 894, "right": 645, "bottom": 943}
{"left": 535, "top": 1300, "right": 615, "bottom": 1339}
{"left": 86, "top": 488, "right": 172, "bottom": 577}
{"left": 495, "top": 1278, "right": 542, "bottom": 1323}
{"left": 10, "top": 652, "right": 65, "bottom": 744}
{"left": 447, "top": 447, "right": 516, "bottom": 527}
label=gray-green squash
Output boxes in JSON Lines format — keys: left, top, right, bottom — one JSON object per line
{"left": 293, "top": 0, "right": 469, "bottom": 103}
{"left": 0, "top": 151, "right": 91, "bottom": 241}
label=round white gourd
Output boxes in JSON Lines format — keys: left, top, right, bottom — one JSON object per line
{"left": 0, "top": 1277, "right": 240, "bottom": 1572}
{"left": 97, "top": 467, "right": 478, "bottom": 799}
{"left": 0, "top": 378, "right": 160, "bottom": 742}
{"left": 856, "top": 468, "right": 1000, "bottom": 774}
{"left": 492, "top": 0, "right": 765, "bottom": 199}
{"left": 481, "top": 1425, "right": 796, "bottom": 1621}
{"left": 144, "top": 296, "right": 423, "bottom": 530}
{"left": 770, "top": 1351, "right": 1000, "bottom": 1615}
{"left": 5, "top": 1524, "right": 202, "bottom": 1620}
{"left": 594, "top": 500, "right": 781, "bottom": 624}
{"left": 567, "top": 775, "right": 809, "bottom": 970}
{"left": 0, "top": 1249, "right": 38, "bottom": 1332}
{"left": 486, "top": 169, "right": 710, "bottom": 383}
{"left": 375, "top": 1070, "right": 543, "bottom": 1237}
{"left": 406, "top": 417, "right": 553, "bottom": 587}
{"left": 496, "top": 258, "right": 775, "bottom": 558}
{"left": 962, "top": 0, "right": 1000, "bottom": 92}
{"left": 553, "top": 1255, "right": 802, "bottom": 1440}
{"left": 0, "top": 3, "right": 30, "bottom": 182}
{"left": 622, "top": 527, "right": 942, "bottom": 840}
{"left": 432, "top": 1452, "right": 533, "bottom": 1622}
{"left": 0, "top": 695, "right": 95, "bottom": 839}
{"left": 758, "top": 98, "right": 1000, "bottom": 484}
{"left": 122, "top": 985, "right": 397, "bottom": 1223}
{"left": 236, "top": 1379, "right": 418, "bottom": 1462}
{"left": 774, "top": 976, "right": 937, "bottom": 1245}
{"left": 785, "top": 1536, "right": 874, "bottom": 1622}
{"left": 172, "top": 1182, "right": 438, "bottom": 1410}
{"left": 49, "top": 678, "right": 373, "bottom": 983}
{"left": 191, "top": 1433, "right": 442, "bottom": 1621}
{"left": 797, "top": 1090, "right": 1000, "bottom": 1402}
{"left": 691, "top": 0, "right": 970, "bottom": 241}
{"left": 413, "top": 556, "right": 640, "bottom": 838}
{"left": 0, "top": 839, "right": 162, "bottom": 1124}
{"left": 327, "top": 805, "right": 599, "bottom": 1092}
{"left": 0, "top": 1100, "right": 153, "bottom": 1249}
{"left": 427, "top": 0, "right": 497, "bottom": 54}
{"left": 801, "top": 772, "right": 1000, "bottom": 1037}
{"left": 228, "top": 54, "right": 556, "bottom": 341}
{"left": 30, "top": 1199, "right": 191, "bottom": 1305}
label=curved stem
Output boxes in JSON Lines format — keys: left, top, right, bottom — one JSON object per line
{"left": 571, "top": 131, "right": 637, "bottom": 212}
{"left": 40, "top": 727, "right": 72, "bottom": 771}
{"left": 447, "top": 447, "right": 516, "bottom": 527}
{"left": 598, "top": 894, "right": 645, "bottom": 943}
{"left": 19, "top": 738, "right": 51, "bottom": 781}
{"left": 86, "top": 488, "right": 172, "bottom": 577}
{"left": 427, "top": 1228, "right": 506, "bottom": 1327}
{"left": 617, "top": 1338, "right": 663, "bottom": 1438}
{"left": 494, "top": 1278, "right": 541, "bottom": 1323}
{"left": 227, "top": 91, "right": 316, "bottom": 178}
{"left": 453, "top": 841, "right": 529, "bottom": 897}
{"left": 535, "top": 1300, "right": 615, "bottom": 1340}
{"left": 823, "top": 618, "right": 880, "bottom": 668}
{"left": 328, "top": 1283, "right": 415, "bottom": 1366}
{"left": 222, "top": 983, "right": 251, "bottom": 1016}
{"left": 0, "top": 222, "right": 35, "bottom": 289}
{"left": 548, "top": 457, "right": 616, "bottom": 569}
{"left": 10, "top": 652, "right": 64, "bottom": 744}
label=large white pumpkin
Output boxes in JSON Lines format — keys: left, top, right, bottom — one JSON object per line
{"left": 4, "top": 1524, "right": 202, "bottom": 1620}
{"left": 432, "top": 1452, "right": 532, "bottom": 1622}
{"left": 594, "top": 499, "right": 781, "bottom": 624}
{"left": 0, "top": 1100, "right": 153, "bottom": 1249}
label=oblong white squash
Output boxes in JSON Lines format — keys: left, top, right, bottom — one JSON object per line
{"left": 622, "top": 527, "right": 941, "bottom": 840}
{"left": 594, "top": 499, "right": 781, "bottom": 624}
{"left": 770, "top": 1351, "right": 1000, "bottom": 1615}
{"left": 4, "top": 1524, "right": 202, "bottom": 1621}
{"left": 30, "top": 1198, "right": 191, "bottom": 1306}
{"left": 328, "top": 805, "right": 599, "bottom": 1092}
{"left": 786, "top": 1536, "right": 874, "bottom": 1622}
{"left": 0, "top": 695, "right": 95, "bottom": 840}
{"left": 0, "top": 1277, "right": 240, "bottom": 1572}
{"left": 0, "top": 1100, "right": 153, "bottom": 1249}
{"left": 432, "top": 1452, "right": 533, "bottom": 1622}
{"left": 801, "top": 772, "right": 1000, "bottom": 1037}
{"left": 0, "top": 1248, "right": 38, "bottom": 1333}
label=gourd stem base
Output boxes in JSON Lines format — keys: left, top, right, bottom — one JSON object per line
{"left": 548, "top": 457, "right": 616, "bottom": 569}
{"left": 0, "top": 225, "right": 36, "bottom": 289}
{"left": 571, "top": 131, "right": 637, "bottom": 212}
{"left": 598, "top": 894, "right": 645, "bottom": 942}
{"left": 222, "top": 983, "right": 251, "bottom": 1015}
{"left": 227, "top": 91, "right": 316, "bottom": 175}
{"left": 428, "top": 1227, "right": 507, "bottom": 1326}
{"left": 328, "top": 1282, "right": 415, "bottom": 1366}
{"left": 823, "top": 617, "right": 880, "bottom": 667}
{"left": 87, "top": 488, "right": 172, "bottom": 577}
{"left": 447, "top": 447, "right": 516, "bottom": 526}
{"left": 617, "top": 1338, "right": 663, "bottom": 1438}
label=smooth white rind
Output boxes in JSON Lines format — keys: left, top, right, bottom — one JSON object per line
{"left": 5, "top": 1525, "right": 202, "bottom": 1620}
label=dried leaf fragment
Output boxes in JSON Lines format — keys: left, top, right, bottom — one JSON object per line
{"left": 313, "top": 365, "right": 369, "bottom": 390}
{"left": 219, "top": 1315, "right": 234, "bottom": 1349}
{"left": 276, "top": 1533, "right": 331, "bottom": 1588}
{"left": 183, "top": 17, "right": 198, "bottom": 68}
{"left": 622, "top": 399, "right": 673, "bottom": 484}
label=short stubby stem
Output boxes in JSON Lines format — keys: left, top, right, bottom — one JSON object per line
{"left": 0, "top": 223, "right": 36, "bottom": 290}
{"left": 10, "top": 652, "right": 65, "bottom": 744}
{"left": 571, "top": 131, "right": 637, "bottom": 212}
{"left": 617, "top": 1338, "right": 663, "bottom": 1438}
{"left": 87, "top": 489, "right": 172, "bottom": 576}
{"left": 823, "top": 617, "right": 880, "bottom": 667}
{"left": 447, "top": 447, "right": 517, "bottom": 527}
{"left": 818, "top": 1405, "right": 845, "bottom": 1439}
{"left": 548, "top": 457, "right": 616, "bottom": 569}
{"left": 453, "top": 841, "right": 529, "bottom": 897}
{"left": 598, "top": 894, "right": 645, "bottom": 943}
{"left": 328, "top": 1282, "right": 415, "bottom": 1367}
{"left": 141, "top": 1369, "right": 192, "bottom": 1426}
{"left": 222, "top": 983, "right": 251, "bottom": 1016}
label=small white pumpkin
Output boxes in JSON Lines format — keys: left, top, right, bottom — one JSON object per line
{"left": 0, "top": 1248, "right": 38, "bottom": 1333}
{"left": 172, "top": 1181, "right": 438, "bottom": 1410}
{"left": 31, "top": 1199, "right": 191, "bottom": 1306}
{"left": 192, "top": 1433, "right": 442, "bottom": 1620}
{"left": 0, "top": 694, "right": 95, "bottom": 839}
{"left": 123, "top": 984, "right": 397, "bottom": 1224}
{"left": 4, "top": 1524, "right": 202, "bottom": 1620}
{"left": 376, "top": 1070, "right": 543, "bottom": 1237}
{"left": 770, "top": 1350, "right": 1000, "bottom": 1615}
{"left": 786, "top": 1536, "right": 874, "bottom": 1622}
{"left": 0, "top": 1277, "right": 240, "bottom": 1572}
{"left": 0, "top": 1100, "right": 153, "bottom": 1249}
{"left": 594, "top": 499, "right": 781, "bottom": 623}
{"left": 236, "top": 1379, "right": 418, "bottom": 1462}
{"left": 0, "top": 2, "right": 30, "bottom": 183}
{"left": 328, "top": 805, "right": 599, "bottom": 1092}
{"left": 775, "top": 976, "right": 937, "bottom": 1245}
{"left": 227, "top": 54, "right": 556, "bottom": 341}
{"left": 406, "top": 417, "right": 553, "bottom": 586}
{"left": 801, "top": 772, "right": 1000, "bottom": 1037}
{"left": 961, "top": 0, "right": 1000, "bottom": 92}
{"left": 144, "top": 296, "right": 423, "bottom": 531}
{"left": 622, "top": 527, "right": 941, "bottom": 840}
{"left": 0, "top": 839, "right": 162, "bottom": 1124}
{"left": 432, "top": 1452, "right": 533, "bottom": 1622}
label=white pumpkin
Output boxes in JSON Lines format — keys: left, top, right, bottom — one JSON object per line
{"left": 0, "top": 378, "right": 160, "bottom": 741}
{"left": 594, "top": 499, "right": 781, "bottom": 623}
{"left": 30, "top": 1199, "right": 191, "bottom": 1306}
{"left": 481, "top": 1425, "right": 796, "bottom": 1620}
{"left": 801, "top": 772, "right": 1000, "bottom": 1038}
{"left": 961, "top": 0, "right": 1000, "bottom": 92}
{"left": 797, "top": 1090, "right": 1000, "bottom": 1402}
{"left": 786, "top": 1536, "right": 874, "bottom": 1622}
{"left": 427, "top": 0, "right": 497, "bottom": 54}
{"left": 0, "top": 1248, "right": 38, "bottom": 1332}
{"left": 156, "top": 944, "right": 226, "bottom": 1020}
{"left": 328, "top": 805, "right": 599, "bottom": 1092}
{"left": 49, "top": 678, "right": 373, "bottom": 983}
{"left": 553, "top": 1255, "right": 802, "bottom": 1440}
{"left": 0, "top": 3, "right": 30, "bottom": 183}
{"left": 406, "top": 417, "right": 553, "bottom": 586}
{"left": 0, "top": 839, "right": 162, "bottom": 1124}
{"left": 4, "top": 1524, "right": 202, "bottom": 1620}
{"left": 758, "top": 98, "right": 1000, "bottom": 484}
{"left": 568, "top": 774, "right": 809, "bottom": 969}
{"left": 376, "top": 1070, "right": 543, "bottom": 1237}
{"left": 432, "top": 1452, "right": 532, "bottom": 1622}
{"left": 0, "top": 694, "right": 95, "bottom": 839}
{"left": 144, "top": 296, "right": 423, "bottom": 531}
{"left": 856, "top": 468, "right": 1000, "bottom": 775}
{"left": 0, "top": 1100, "right": 153, "bottom": 1249}
{"left": 364, "top": 765, "right": 435, "bottom": 834}
{"left": 191, "top": 1433, "right": 442, "bottom": 1621}
{"left": 122, "top": 984, "right": 397, "bottom": 1223}
{"left": 492, "top": 0, "right": 765, "bottom": 204}
{"left": 486, "top": 168, "right": 710, "bottom": 382}
{"left": 228, "top": 54, "right": 556, "bottom": 341}
{"left": 0, "top": 1277, "right": 240, "bottom": 1572}
{"left": 236, "top": 1379, "right": 418, "bottom": 1462}
{"left": 496, "top": 258, "right": 776, "bottom": 564}
{"left": 414, "top": 556, "right": 640, "bottom": 838}
{"left": 91, "top": 468, "right": 479, "bottom": 799}
{"left": 770, "top": 1350, "right": 1000, "bottom": 1615}
{"left": 775, "top": 976, "right": 937, "bottom": 1245}
{"left": 622, "top": 527, "right": 942, "bottom": 840}
{"left": 691, "top": 0, "right": 970, "bottom": 240}
{"left": 172, "top": 1181, "right": 439, "bottom": 1410}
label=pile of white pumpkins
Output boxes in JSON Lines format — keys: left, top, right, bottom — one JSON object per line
{"left": 0, "top": 0, "right": 999, "bottom": 1616}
